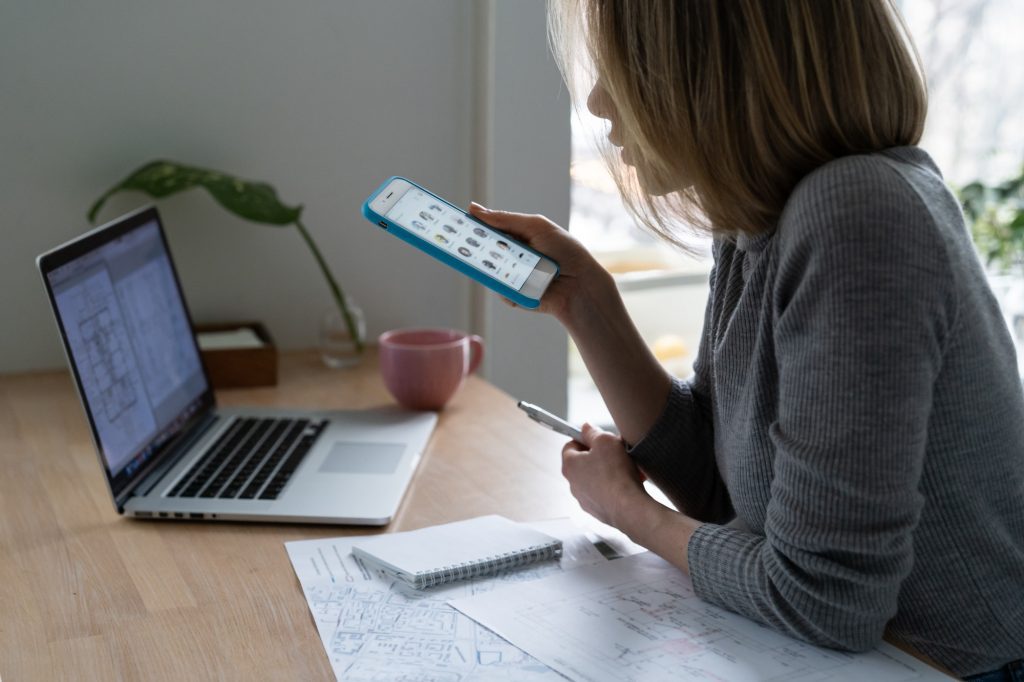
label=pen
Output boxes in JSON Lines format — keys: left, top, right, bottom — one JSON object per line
{"left": 517, "top": 400, "right": 585, "bottom": 442}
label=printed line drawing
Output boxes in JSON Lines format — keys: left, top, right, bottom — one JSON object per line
{"left": 55, "top": 267, "right": 157, "bottom": 469}
{"left": 306, "top": 565, "right": 563, "bottom": 681}
{"left": 286, "top": 522, "right": 608, "bottom": 682}
{"left": 451, "top": 553, "right": 946, "bottom": 682}
{"left": 80, "top": 305, "right": 137, "bottom": 423}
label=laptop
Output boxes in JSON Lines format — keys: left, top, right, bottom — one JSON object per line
{"left": 37, "top": 205, "right": 436, "bottom": 525}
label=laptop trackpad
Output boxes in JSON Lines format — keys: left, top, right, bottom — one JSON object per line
{"left": 319, "top": 442, "right": 405, "bottom": 474}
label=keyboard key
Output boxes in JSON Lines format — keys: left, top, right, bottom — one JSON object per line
{"left": 171, "top": 419, "right": 253, "bottom": 498}
{"left": 239, "top": 421, "right": 308, "bottom": 499}
{"left": 218, "top": 420, "right": 290, "bottom": 499}
{"left": 197, "top": 419, "right": 273, "bottom": 497}
{"left": 258, "top": 422, "right": 326, "bottom": 500}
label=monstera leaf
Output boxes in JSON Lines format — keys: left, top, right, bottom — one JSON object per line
{"left": 87, "top": 160, "right": 303, "bottom": 225}
{"left": 87, "top": 160, "right": 364, "bottom": 354}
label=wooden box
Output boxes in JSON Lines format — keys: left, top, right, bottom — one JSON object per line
{"left": 195, "top": 321, "right": 278, "bottom": 389}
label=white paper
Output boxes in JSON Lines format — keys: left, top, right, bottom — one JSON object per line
{"left": 351, "top": 514, "right": 561, "bottom": 581}
{"left": 284, "top": 518, "right": 606, "bottom": 681}
{"left": 450, "top": 552, "right": 951, "bottom": 682}
{"left": 196, "top": 327, "right": 265, "bottom": 350}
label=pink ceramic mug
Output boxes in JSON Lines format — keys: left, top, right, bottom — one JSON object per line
{"left": 378, "top": 328, "right": 484, "bottom": 410}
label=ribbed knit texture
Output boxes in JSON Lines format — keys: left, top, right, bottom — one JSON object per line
{"left": 628, "top": 147, "right": 1024, "bottom": 678}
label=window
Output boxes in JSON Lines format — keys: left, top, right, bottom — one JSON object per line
{"left": 902, "top": 0, "right": 1024, "bottom": 185}
{"left": 568, "top": 113, "right": 711, "bottom": 426}
{"left": 903, "top": 0, "right": 1024, "bottom": 371}
{"left": 568, "top": 0, "right": 1024, "bottom": 425}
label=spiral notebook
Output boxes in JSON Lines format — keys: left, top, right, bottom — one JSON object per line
{"left": 351, "top": 515, "right": 563, "bottom": 589}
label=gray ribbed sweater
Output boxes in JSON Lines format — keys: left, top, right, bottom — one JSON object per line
{"left": 628, "top": 147, "right": 1024, "bottom": 678}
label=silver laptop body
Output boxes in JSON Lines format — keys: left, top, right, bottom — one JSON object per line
{"left": 37, "top": 205, "right": 435, "bottom": 525}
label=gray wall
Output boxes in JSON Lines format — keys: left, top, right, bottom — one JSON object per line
{"left": 475, "top": 1, "right": 570, "bottom": 414}
{"left": 0, "top": 0, "right": 477, "bottom": 372}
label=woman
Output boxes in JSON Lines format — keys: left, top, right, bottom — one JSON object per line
{"left": 469, "top": 1, "right": 1024, "bottom": 679}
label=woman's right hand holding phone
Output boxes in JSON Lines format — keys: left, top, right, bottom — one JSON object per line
{"left": 467, "top": 202, "right": 615, "bottom": 329}
{"left": 469, "top": 201, "right": 673, "bottom": 447}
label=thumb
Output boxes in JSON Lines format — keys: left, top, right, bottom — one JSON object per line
{"left": 579, "top": 422, "right": 602, "bottom": 448}
{"left": 468, "top": 202, "right": 552, "bottom": 241}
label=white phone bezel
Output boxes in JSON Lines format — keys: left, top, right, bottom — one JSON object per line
{"left": 370, "top": 178, "right": 415, "bottom": 216}
{"left": 371, "top": 178, "right": 558, "bottom": 301}
{"left": 518, "top": 255, "right": 558, "bottom": 299}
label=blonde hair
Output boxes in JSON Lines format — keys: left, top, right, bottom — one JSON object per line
{"left": 549, "top": 0, "right": 928, "bottom": 245}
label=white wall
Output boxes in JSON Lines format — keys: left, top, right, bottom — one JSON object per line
{"left": 474, "top": 1, "right": 571, "bottom": 414}
{"left": 0, "top": 0, "right": 476, "bottom": 372}
{"left": 1, "top": 0, "right": 572, "bottom": 411}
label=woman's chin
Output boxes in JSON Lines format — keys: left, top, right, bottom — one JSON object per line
{"left": 634, "top": 164, "right": 677, "bottom": 197}
{"left": 616, "top": 149, "right": 683, "bottom": 196}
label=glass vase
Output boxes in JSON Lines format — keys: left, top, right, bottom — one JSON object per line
{"left": 319, "top": 298, "right": 366, "bottom": 369}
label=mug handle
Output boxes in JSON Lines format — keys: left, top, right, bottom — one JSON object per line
{"left": 468, "top": 335, "right": 484, "bottom": 374}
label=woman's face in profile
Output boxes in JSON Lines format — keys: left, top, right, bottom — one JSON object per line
{"left": 587, "top": 80, "right": 681, "bottom": 196}
{"left": 587, "top": 81, "right": 635, "bottom": 166}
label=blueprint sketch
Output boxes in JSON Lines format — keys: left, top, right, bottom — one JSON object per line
{"left": 286, "top": 519, "right": 606, "bottom": 681}
{"left": 54, "top": 267, "right": 155, "bottom": 470}
{"left": 116, "top": 255, "right": 202, "bottom": 407}
{"left": 451, "top": 552, "right": 951, "bottom": 682}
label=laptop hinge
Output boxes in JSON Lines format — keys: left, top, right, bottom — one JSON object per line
{"left": 116, "top": 413, "right": 221, "bottom": 509}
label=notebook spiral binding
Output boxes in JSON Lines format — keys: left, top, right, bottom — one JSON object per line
{"left": 414, "top": 542, "right": 563, "bottom": 589}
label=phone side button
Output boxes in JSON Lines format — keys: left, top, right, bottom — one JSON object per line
{"left": 378, "top": 221, "right": 388, "bottom": 229}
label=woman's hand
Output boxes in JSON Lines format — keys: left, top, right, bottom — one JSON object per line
{"left": 468, "top": 202, "right": 614, "bottom": 325}
{"left": 561, "top": 423, "right": 650, "bottom": 530}
{"left": 469, "top": 202, "right": 673, "bottom": 449}
{"left": 564, "top": 423, "right": 703, "bottom": 576}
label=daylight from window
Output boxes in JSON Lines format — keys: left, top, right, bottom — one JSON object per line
{"left": 567, "top": 0, "right": 1024, "bottom": 426}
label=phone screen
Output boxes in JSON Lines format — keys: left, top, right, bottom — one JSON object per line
{"left": 384, "top": 188, "right": 541, "bottom": 291}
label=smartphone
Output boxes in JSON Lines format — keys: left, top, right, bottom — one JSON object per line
{"left": 517, "top": 400, "right": 584, "bottom": 442}
{"left": 362, "top": 177, "right": 559, "bottom": 308}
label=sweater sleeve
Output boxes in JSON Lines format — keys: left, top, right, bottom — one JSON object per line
{"left": 686, "top": 157, "right": 959, "bottom": 652}
{"left": 628, "top": 255, "right": 733, "bottom": 523}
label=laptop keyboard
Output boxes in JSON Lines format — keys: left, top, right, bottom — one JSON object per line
{"left": 168, "top": 417, "right": 327, "bottom": 501}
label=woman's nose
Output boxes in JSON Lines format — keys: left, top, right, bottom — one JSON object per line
{"left": 587, "top": 82, "right": 612, "bottom": 120}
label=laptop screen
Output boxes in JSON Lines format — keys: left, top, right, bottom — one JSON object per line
{"left": 43, "top": 210, "right": 211, "bottom": 498}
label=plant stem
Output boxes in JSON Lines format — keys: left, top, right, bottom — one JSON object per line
{"left": 293, "top": 219, "right": 364, "bottom": 354}
{"left": 87, "top": 188, "right": 118, "bottom": 224}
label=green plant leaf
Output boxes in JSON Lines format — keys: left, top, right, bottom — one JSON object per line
{"left": 996, "top": 176, "right": 1024, "bottom": 197}
{"left": 86, "top": 160, "right": 363, "bottom": 355}
{"left": 87, "top": 160, "right": 303, "bottom": 226}
{"left": 957, "top": 181, "right": 987, "bottom": 222}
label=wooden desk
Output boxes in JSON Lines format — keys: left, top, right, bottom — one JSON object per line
{"left": 0, "top": 350, "right": 576, "bottom": 680}
{"left": 0, "top": 350, "right": 951, "bottom": 680}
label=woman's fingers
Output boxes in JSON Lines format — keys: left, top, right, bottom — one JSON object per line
{"left": 468, "top": 202, "right": 554, "bottom": 240}
{"left": 561, "top": 441, "right": 584, "bottom": 478}
{"left": 579, "top": 422, "right": 601, "bottom": 448}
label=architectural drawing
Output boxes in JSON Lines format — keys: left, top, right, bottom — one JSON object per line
{"left": 305, "top": 565, "right": 563, "bottom": 681}
{"left": 286, "top": 520, "right": 606, "bottom": 682}
{"left": 54, "top": 268, "right": 156, "bottom": 469}
{"left": 451, "top": 552, "right": 949, "bottom": 682}
{"left": 80, "top": 304, "right": 137, "bottom": 423}
{"left": 115, "top": 256, "right": 201, "bottom": 407}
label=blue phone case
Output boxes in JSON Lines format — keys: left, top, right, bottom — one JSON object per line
{"left": 362, "top": 177, "right": 558, "bottom": 309}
